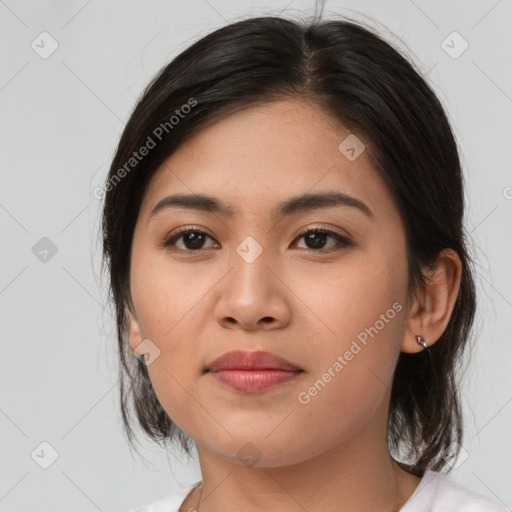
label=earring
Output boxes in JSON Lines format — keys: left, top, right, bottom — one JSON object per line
{"left": 416, "top": 335, "right": 428, "bottom": 350}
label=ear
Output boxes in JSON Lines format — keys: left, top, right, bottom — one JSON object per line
{"left": 401, "top": 249, "right": 462, "bottom": 353}
{"left": 126, "top": 305, "right": 143, "bottom": 352}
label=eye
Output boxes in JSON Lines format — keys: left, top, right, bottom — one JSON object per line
{"left": 159, "top": 226, "right": 219, "bottom": 251}
{"left": 291, "top": 225, "right": 352, "bottom": 252}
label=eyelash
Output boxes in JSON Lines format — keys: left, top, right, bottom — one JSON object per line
{"left": 159, "top": 224, "right": 352, "bottom": 253}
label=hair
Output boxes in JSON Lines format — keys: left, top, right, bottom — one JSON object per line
{"left": 100, "top": 13, "right": 476, "bottom": 476}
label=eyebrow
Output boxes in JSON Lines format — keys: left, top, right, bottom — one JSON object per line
{"left": 148, "top": 191, "right": 375, "bottom": 223}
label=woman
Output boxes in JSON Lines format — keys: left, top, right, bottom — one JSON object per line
{"left": 100, "top": 14, "right": 508, "bottom": 512}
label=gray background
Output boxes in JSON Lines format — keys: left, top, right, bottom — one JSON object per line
{"left": 1, "top": 0, "right": 511, "bottom": 510}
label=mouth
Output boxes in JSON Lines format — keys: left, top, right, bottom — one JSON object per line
{"left": 205, "top": 350, "right": 304, "bottom": 393}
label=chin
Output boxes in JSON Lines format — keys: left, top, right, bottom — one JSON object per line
{"left": 198, "top": 430, "right": 320, "bottom": 469}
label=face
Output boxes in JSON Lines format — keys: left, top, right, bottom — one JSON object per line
{"left": 127, "top": 99, "right": 411, "bottom": 468}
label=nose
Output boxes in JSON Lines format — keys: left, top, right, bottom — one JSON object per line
{"left": 214, "top": 245, "right": 292, "bottom": 331}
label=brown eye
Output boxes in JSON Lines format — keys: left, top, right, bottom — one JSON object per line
{"left": 292, "top": 227, "right": 352, "bottom": 251}
{"left": 160, "top": 228, "right": 218, "bottom": 251}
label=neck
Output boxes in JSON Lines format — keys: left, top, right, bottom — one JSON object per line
{"left": 186, "top": 424, "right": 422, "bottom": 512}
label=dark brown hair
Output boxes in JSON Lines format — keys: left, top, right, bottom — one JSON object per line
{"left": 100, "top": 14, "right": 476, "bottom": 475}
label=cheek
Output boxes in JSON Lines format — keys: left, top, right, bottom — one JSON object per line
{"left": 295, "top": 247, "right": 407, "bottom": 402}
{"left": 289, "top": 278, "right": 405, "bottom": 452}
{"left": 130, "top": 243, "right": 209, "bottom": 342}
{"left": 129, "top": 252, "right": 208, "bottom": 428}
{"left": 300, "top": 251, "right": 407, "bottom": 347}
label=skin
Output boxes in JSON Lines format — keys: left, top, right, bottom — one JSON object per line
{"left": 126, "top": 98, "right": 462, "bottom": 511}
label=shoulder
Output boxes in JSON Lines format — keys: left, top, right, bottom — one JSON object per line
{"left": 432, "top": 472, "right": 509, "bottom": 511}
{"left": 403, "top": 470, "right": 509, "bottom": 512}
{"left": 128, "top": 482, "right": 200, "bottom": 512}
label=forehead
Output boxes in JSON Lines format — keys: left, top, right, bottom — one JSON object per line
{"left": 139, "top": 99, "right": 397, "bottom": 224}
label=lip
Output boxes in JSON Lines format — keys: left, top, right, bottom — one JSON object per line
{"left": 206, "top": 350, "right": 303, "bottom": 392}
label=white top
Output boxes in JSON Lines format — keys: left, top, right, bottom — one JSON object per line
{"left": 130, "top": 470, "right": 509, "bottom": 511}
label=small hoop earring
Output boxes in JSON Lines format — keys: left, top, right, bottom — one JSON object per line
{"left": 416, "top": 335, "right": 428, "bottom": 350}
